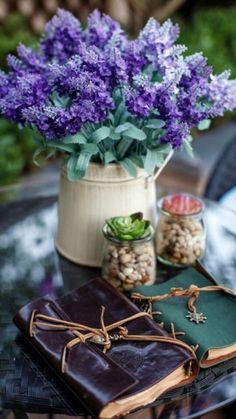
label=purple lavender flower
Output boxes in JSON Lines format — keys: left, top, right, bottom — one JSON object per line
{"left": 138, "top": 18, "right": 180, "bottom": 72}
{"left": 40, "top": 9, "right": 83, "bottom": 63}
{"left": 205, "top": 71, "right": 236, "bottom": 117}
{"left": 0, "top": 71, "right": 9, "bottom": 98}
{"left": 124, "top": 75, "right": 156, "bottom": 117}
{"left": 0, "top": 9, "right": 236, "bottom": 177}
{"left": 85, "top": 9, "right": 124, "bottom": 49}
{"left": 0, "top": 73, "right": 50, "bottom": 123}
{"left": 17, "top": 44, "right": 47, "bottom": 72}
{"left": 160, "top": 120, "right": 190, "bottom": 148}
{"left": 123, "top": 41, "right": 147, "bottom": 77}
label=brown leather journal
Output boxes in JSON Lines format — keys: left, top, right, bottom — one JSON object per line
{"left": 13, "top": 278, "right": 198, "bottom": 418}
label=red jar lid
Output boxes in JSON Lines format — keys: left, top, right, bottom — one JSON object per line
{"left": 160, "top": 194, "right": 203, "bottom": 215}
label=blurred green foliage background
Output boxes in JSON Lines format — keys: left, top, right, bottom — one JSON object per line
{"left": 178, "top": 7, "right": 236, "bottom": 78}
{"left": 0, "top": 13, "right": 38, "bottom": 186}
{"left": 0, "top": 4, "right": 235, "bottom": 185}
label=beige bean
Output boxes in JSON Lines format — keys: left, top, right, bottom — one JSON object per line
{"left": 120, "top": 253, "right": 132, "bottom": 264}
{"left": 194, "top": 248, "right": 202, "bottom": 257}
{"left": 123, "top": 262, "right": 133, "bottom": 268}
{"left": 112, "top": 249, "right": 118, "bottom": 258}
{"left": 162, "top": 223, "right": 172, "bottom": 231}
{"left": 177, "top": 236, "right": 185, "bottom": 245}
{"left": 188, "top": 254, "right": 197, "bottom": 264}
{"left": 125, "top": 278, "right": 135, "bottom": 284}
{"left": 137, "top": 254, "right": 149, "bottom": 262}
{"left": 118, "top": 248, "right": 126, "bottom": 255}
{"left": 128, "top": 273, "right": 139, "bottom": 281}
{"left": 134, "top": 246, "right": 145, "bottom": 255}
{"left": 117, "top": 271, "right": 126, "bottom": 281}
{"left": 180, "top": 247, "right": 190, "bottom": 257}
{"left": 173, "top": 251, "right": 181, "bottom": 259}
{"left": 123, "top": 267, "right": 134, "bottom": 276}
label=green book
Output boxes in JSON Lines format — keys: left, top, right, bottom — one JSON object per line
{"left": 132, "top": 267, "right": 236, "bottom": 368}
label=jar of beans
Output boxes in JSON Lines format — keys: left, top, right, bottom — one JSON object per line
{"left": 155, "top": 194, "right": 205, "bottom": 267}
{"left": 102, "top": 225, "right": 156, "bottom": 292}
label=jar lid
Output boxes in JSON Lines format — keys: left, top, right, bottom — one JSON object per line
{"left": 159, "top": 194, "right": 204, "bottom": 216}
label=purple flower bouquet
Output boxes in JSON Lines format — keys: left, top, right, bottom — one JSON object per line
{"left": 1, "top": 9, "right": 236, "bottom": 181}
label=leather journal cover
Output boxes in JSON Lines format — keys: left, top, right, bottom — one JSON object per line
{"left": 132, "top": 267, "right": 236, "bottom": 368}
{"left": 13, "top": 278, "right": 198, "bottom": 419}
{"left": 3, "top": 335, "right": 236, "bottom": 415}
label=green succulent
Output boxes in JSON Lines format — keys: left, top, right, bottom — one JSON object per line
{"left": 106, "top": 212, "right": 151, "bottom": 241}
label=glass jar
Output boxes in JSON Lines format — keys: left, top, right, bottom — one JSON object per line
{"left": 102, "top": 225, "right": 156, "bottom": 292}
{"left": 155, "top": 194, "right": 205, "bottom": 267}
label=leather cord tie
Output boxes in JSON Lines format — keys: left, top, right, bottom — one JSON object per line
{"left": 29, "top": 306, "right": 196, "bottom": 373}
{"left": 132, "top": 284, "right": 235, "bottom": 315}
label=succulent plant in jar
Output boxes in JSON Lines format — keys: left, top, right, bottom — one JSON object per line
{"left": 102, "top": 213, "right": 156, "bottom": 292}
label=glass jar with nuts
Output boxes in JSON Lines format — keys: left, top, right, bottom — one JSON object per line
{"left": 155, "top": 194, "right": 205, "bottom": 267}
{"left": 102, "top": 213, "right": 156, "bottom": 292}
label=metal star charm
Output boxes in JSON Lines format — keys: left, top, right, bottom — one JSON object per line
{"left": 186, "top": 310, "right": 207, "bottom": 324}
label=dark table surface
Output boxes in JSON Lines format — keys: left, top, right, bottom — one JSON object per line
{"left": 1, "top": 187, "right": 236, "bottom": 419}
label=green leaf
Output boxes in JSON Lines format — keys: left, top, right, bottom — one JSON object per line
{"left": 114, "top": 122, "right": 131, "bottom": 134}
{"left": 119, "top": 109, "right": 130, "bottom": 124}
{"left": 116, "top": 137, "right": 133, "bottom": 160}
{"left": 67, "top": 155, "right": 79, "bottom": 181}
{"left": 63, "top": 134, "right": 87, "bottom": 144}
{"left": 124, "top": 124, "right": 147, "bottom": 141}
{"left": 81, "top": 143, "right": 99, "bottom": 154}
{"left": 120, "top": 158, "right": 137, "bottom": 177}
{"left": 145, "top": 119, "right": 165, "bottom": 129}
{"left": 198, "top": 119, "right": 211, "bottom": 130}
{"left": 91, "top": 126, "right": 111, "bottom": 143}
{"left": 115, "top": 122, "right": 146, "bottom": 141}
{"left": 76, "top": 152, "right": 92, "bottom": 175}
{"left": 183, "top": 139, "right": 194, "bottom": 157}
{"left": 144, "top": 150, "right": 156, "bottom": 175}
{"left": 32, "top": 130, "right": 45, "bottom": 146}
{"left": 186, "top": 134, "right": 193, "bottom": 143}
{"left": 143, "top": 64, "right": 153, "bottom": 75}
{"left": 108, "top": 112, "right": 115, "bottom": 125}
{"left": 129, "top": 154, "right": 144, "bottom": 168}
{"left": 113, "top": 101, "right": 126, "bottom": 125}
{"left": 113, "top": 88, "right": 122, "bottom": 103}
{"left": 32, "top": 146, "right": 45, "bottom": 167}
{"left": 154, "top": 143, "right": 172, "bottom": 154}
{"left": 104, "top": 151, "right": 116, "bottom": 164}
{"left": 66, "top": 152, "right": 92, "bottom": 181}
{"left": 51, "top": 91, "right": 70, "bottom": 108}
{"left": 153, "top": 151, "right": 164, "bottom": 167}
{"left": 152, "top": 72, "right": 162, "bottom": 83}
{"left": 109, "top": 129, "right": 121, "bottom": 140}
{"left": 45, "top": 150, "right": 56, "bottom": 160}
{"left": 144, "top": 149, "right": 164, "bottom": 175}
{"left": 47, "top": 141, "right": 76, "bottom": 153}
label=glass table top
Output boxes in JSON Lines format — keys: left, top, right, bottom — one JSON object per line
{"left": 0, "top": 188, "right": 236, "bottom": 419}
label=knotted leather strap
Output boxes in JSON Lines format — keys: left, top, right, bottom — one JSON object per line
{"left": 132, "top": 284, "right": 235, "bottom": 314}
{"left": 29, "top": 306, "right": 196, "bottom": 373}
